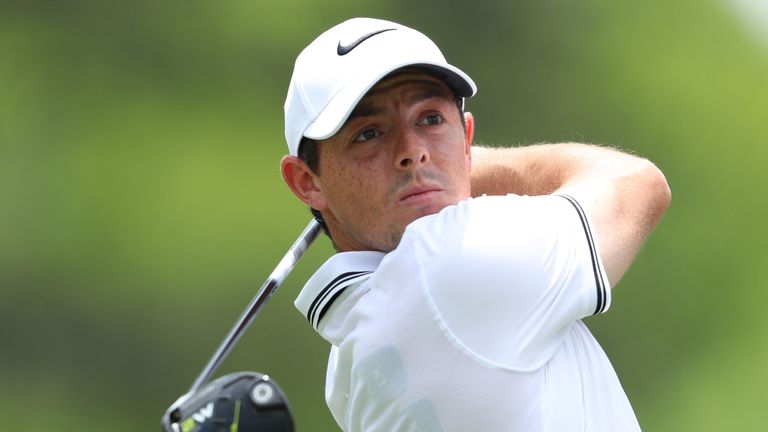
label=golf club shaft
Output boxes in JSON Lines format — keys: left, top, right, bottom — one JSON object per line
{"left": 188, "top": 219, "right": 322, "bottom": 394}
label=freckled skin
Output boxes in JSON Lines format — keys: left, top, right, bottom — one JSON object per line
{"left": 311, "top": 72, "right": 474, "bottom": 252}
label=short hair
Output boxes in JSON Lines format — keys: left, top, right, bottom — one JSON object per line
{"left": 297, "top": 136, "right": 330, "bottom": 237}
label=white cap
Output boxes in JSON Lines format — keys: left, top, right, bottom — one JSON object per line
{"left": 284, "top": 17, "right": 477, "bottom": 156}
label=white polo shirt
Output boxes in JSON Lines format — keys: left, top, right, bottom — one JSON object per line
{"left": 295, "top": 194, "right": 641, "bottom": 432}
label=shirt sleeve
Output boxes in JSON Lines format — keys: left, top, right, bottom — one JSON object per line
{"left": 414, "top": 194, "right": 611, "bottom": 372}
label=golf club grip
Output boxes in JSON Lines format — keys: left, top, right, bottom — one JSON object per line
{"left": 188, "top": 219, "right": 323, "bottom": 394}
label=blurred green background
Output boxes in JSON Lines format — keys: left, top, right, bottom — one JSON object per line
{"left": 2, "top": 0, "right": 767, "bottom": 430}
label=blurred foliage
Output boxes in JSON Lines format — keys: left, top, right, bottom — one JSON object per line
{"left": 1, "top": 0, "right": 766, "bottom": 430}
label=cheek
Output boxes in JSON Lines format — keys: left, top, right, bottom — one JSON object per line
{"left": 436, "top": 131, "right": 471, "bottom": 170}
{"left": 323, "top": 164, "right": 384, "bottom": 216}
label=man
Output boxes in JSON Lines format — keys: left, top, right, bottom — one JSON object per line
{"left": 280, "top": 17, "right": 671, "bottom": 431}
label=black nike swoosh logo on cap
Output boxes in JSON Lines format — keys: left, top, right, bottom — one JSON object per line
{"left": 337, "top": 28, "right": 396, "bottom": 56}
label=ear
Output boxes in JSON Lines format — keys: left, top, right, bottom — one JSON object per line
{"left": 280, "top": 155, "right": 328, "bottom": 210}
{"left": 464, "top": 111, "right": 475, "bottom": 159}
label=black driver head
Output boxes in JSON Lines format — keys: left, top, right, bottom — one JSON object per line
{"left": 161, "top": 372, "right": 294, "bottom": 432}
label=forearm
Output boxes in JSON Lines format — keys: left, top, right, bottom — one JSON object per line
{"left": 471, "top": 143, "right": 629, "bottom": 197}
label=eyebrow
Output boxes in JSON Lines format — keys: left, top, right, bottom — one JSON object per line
{"left": 347, "top": 103, "right": 383, "bottom": 122}
{"left": 346, "top": 80, "right": 451, "bottom": 123}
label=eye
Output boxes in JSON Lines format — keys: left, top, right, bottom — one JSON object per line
{"left": 417, "top": 113, "right": 444, "bottom": 126}
{"left": 353, "top": 128, "right": 380, "bottom": 143}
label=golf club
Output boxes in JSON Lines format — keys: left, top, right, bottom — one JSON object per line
{"left": 161, "top": 218, "right": 322, "bottom": 432}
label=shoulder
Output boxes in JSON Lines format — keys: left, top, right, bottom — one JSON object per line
{"left": 409, "top": 194, "right": 575, "bottom": 235}
{"left": 397, "top": 194, "right": 578, "bottom": 268}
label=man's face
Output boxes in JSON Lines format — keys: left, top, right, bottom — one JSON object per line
{"left": 312, "top": 71, "right": 473, "bottom": 252}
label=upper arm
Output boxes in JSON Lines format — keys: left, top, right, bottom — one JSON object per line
{"left": 418, "top": 195, "right": 610, "bottom": 370}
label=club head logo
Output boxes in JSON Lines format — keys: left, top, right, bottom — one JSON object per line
{"left": 179, "top": 402, "right": 214, "bottom": 431}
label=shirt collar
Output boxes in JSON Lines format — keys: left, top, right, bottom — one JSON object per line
{"left": 295, "top": 251, "right": 385, "bottom": 330}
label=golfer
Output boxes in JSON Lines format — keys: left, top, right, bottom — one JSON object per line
{"left": 280, "top": 17, "right": 671, "bottom": 431}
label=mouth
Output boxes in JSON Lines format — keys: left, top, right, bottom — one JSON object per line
{"left": 399, "top": 185, "right": 443, "bottom": 204}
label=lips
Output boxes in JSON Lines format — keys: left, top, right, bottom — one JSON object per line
{"left": 399, "top": 185, "right": 442, "bottom": 203}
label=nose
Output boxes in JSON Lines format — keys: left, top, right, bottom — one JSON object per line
{"left": 395, "top": 128, "right": 430, "bottom": 170}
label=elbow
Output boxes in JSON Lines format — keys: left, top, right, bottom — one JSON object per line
{"left": 638, "top": 160, "right": 672, "bottom": 228}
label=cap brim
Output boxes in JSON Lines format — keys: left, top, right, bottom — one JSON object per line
{"left": 303, "top": 62, "right": 476, "bottom": 141}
